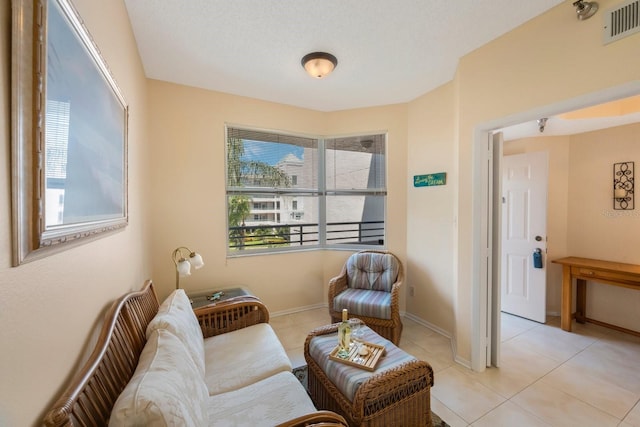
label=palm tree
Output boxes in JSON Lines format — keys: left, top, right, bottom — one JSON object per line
{"left": 227, "top": 137, "right": 292, "bottom": 249}
{"left": 227, "top": 137, "right": 244, "bottom": 187}
{"left": 228, "top": 195, "right": 251, "bottom": 248}
{"left": 227, "top": 138, "right": 290, "bottom": 187}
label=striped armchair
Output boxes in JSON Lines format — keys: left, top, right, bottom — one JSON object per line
{"left": 328, "top": 250, "right": 404, "bottom": 345}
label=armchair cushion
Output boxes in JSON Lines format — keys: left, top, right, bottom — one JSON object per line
{"left": 346, "top": 252, "right": 399, "bottom": 292}
{"left": 333, "top": 288, "right": 392, "bottom": 320}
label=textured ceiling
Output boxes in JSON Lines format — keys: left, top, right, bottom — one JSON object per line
{"left": 123, "top": 0, "right": 565, "bottom": 112}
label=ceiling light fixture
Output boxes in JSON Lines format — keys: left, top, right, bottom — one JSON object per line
{"left": 301, "top": 52, "right": 338, "bottom": 79}
{"left": 572, "top": 0, "right": 598, "bottom": 20}
{"left": 537, "top": 118, "right": 548, "bottom": 133}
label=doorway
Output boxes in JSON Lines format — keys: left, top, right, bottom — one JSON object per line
{"left": 473, "top": 82, "right": 640, "bottom": 372}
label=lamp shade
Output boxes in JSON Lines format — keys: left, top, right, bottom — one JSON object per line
{"left": 176, "top": 258, "right": 191, "bottom": 277}
{"left": 189, "top": 252, "right": 204, "bottom": 269}
{"left": 172, "top": 246, "right": 205, "bottom": 289}
{"left": 301, "top": 52, "right": 337, "bottom": 79}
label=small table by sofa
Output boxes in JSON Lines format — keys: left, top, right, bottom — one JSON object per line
{"left": 188, "top": 287, "right": 252, "bottom": 310}
{"left": 304, "top": 323, "right": 434, "bottom": 427}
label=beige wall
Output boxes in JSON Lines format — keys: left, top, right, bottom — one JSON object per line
{"left": 406, "top": 82, "right": 457, "bottom": 335}
{"left": 566, "top": 123, "right": 640, "bottom": 330}
{"left": 0, "top": 1, "right": 151, "bottom": 426}
{"left": 147, "top": 80, "right": 409, "bottom": 312}
{"left": 421, "top": 0, "right": 640, "bottom": 363}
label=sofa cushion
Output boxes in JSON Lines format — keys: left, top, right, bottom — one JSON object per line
{"left": 203, "top": 323, "right": 292, "bottom": 395}
{"left": 147, "top": 289, "right": 205, "bottom": 377}
{"left": 110, "top": 329, "right": 209, "bottom": 427}
{"left": 207, "top": 371, "right": 317, "bottom": 427}
{"left": 333, "top": 288, "right": 392, "bottom": 319}
{"left": 346, "top": 252, "right": 398, "bottom": 292}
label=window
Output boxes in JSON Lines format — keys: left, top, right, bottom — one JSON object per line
{"left": 226, "top": 127, "right": 386, "bottom": 254}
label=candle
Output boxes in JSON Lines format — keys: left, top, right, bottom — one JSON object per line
{"left": 614, "top": 188, "right": 627, "bottom": 199}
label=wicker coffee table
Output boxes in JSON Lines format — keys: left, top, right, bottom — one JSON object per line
{"left": 304, "top": 323, "right": 434, "bottom": 427}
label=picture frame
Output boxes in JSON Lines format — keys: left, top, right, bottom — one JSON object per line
{"left": 11, "top": 0, "right": 128, "bottom": 265}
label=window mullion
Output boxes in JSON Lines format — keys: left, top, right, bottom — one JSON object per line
{"left": 318, "top": 138, "right": 327, "bottom": 246}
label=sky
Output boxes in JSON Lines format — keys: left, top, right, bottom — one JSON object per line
{"left": 243, "top": 140, "right": 303, "bottom": 166}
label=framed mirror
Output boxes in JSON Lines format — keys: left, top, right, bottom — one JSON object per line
{"left": 11, "top": 0, "right": 128, "bottom": 265}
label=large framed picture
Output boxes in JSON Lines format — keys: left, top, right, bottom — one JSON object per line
{"left": 11, "top": 0, "right": 128, "bottom": 265}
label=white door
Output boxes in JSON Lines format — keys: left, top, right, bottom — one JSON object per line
{"left": 501, "top": 151, "right": 548, "bottom": 323}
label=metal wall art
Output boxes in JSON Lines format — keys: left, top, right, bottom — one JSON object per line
{"left": 613, "top": 161, "right": 634, "bottom": 210}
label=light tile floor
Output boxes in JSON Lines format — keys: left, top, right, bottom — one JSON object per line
{"left": 270, "top": 308, "right": 640, "bottom": 427}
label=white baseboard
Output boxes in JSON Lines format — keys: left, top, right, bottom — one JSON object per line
{"left": 271, "top": 303, "right": 327, "bottom": 318}
{"left": 273, "top": 307, "right": 473, "bottom": 368}
{"left": 402, "top": 312, "right": 472, "bottom": 368}
{"left": 402, "top": 312, "right": 451, "bottom": 339}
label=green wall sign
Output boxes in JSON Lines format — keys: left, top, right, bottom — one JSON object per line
{"left": 413, "top": 172, "right": 446, "bottom": 187}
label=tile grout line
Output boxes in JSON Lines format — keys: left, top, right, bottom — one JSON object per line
{"left": 516, "top": 331, "right": 629, "bottom": 424}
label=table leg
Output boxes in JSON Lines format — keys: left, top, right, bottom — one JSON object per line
{"left": 576, "top": 279, "right": 586, "bottom": 324}
{"left": 561, "top": 265, "right": 572, "bottom": 332}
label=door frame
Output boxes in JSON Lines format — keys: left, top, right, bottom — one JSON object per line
{"left": 470, "top": 81, "right": 640, "bottom": 372}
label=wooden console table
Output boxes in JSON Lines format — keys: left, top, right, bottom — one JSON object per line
{"left": 552, "top": 257, "right": 640, "bottom": 336}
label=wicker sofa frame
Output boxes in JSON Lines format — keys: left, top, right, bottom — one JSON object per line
{"left": 328, "top": 250, "right": 404, "bottom": 345}
{"left": 44, "top": 280, "right": 347, "bottom": 427}
{"left": 304, "top": 324, "right": 434, "bottom": 427}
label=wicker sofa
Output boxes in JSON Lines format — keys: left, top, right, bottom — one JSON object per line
{"left": 44, "top": 281, "right": 346, "bottom": 427}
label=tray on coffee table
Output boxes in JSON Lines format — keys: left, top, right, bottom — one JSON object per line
{"left": 328, "top": 341, "right": 386, "bottom": 371}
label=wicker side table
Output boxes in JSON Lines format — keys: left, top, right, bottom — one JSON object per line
{"left": 304, "top": 324, "right": 434, "bottom": 427}
{"left": 188, "top": 287, "right": 252, "bottom": 310}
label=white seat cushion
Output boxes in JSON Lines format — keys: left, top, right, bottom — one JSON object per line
{"left": 147, "top": 289, "right": 205, "bottom": 377}
{"left": 110, "top": 329, "right": 209, "bottom": 427}
{"left": 203, "top": 323, "right": 292, "bottom": 395}
{"left": 207, "top": 371, "right": 316, "bottom": 427}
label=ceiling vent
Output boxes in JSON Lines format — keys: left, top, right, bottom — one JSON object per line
{"left": 603, "top": 0, "right": 640, "bottom": 44}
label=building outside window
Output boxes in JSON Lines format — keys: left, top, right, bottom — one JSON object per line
{"left": 226, "top": 126, "right": 386, "bottom": 253}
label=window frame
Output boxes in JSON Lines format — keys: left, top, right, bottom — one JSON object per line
{"left": 225, "top": 125, "right": 387, "bottom": 256}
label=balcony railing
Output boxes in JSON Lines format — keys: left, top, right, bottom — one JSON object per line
{"left": 228, "top": 220, "right": 384, "bottom": 250}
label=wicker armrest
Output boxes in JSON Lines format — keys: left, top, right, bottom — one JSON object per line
{"left": 274, "top": 410, "right": 348, "bottom": 427}
{"left": 389, "top": 281, "right": 402, "bottom": 309}
{"left": 193, "top": 296, "right": 270, "bottom": 338}
{"left": 43, "top": 281, "right": 160, "bottom": 427}
{"left": 327, "top": 274, "right": 348, "bottom": 308}
{"left": 305, "top": 323, "right": 340, "bottom": 349}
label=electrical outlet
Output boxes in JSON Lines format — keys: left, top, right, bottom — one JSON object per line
{"left": 409, "top": 286, "right": 415, "bottom": 297}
